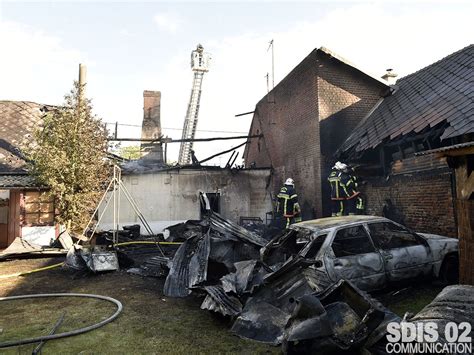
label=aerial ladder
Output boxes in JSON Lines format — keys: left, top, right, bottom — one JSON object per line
{"left": 178, "top": 44, "right": 211, "bottom": 165}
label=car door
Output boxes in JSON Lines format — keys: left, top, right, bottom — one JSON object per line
{"left": 323, "top": 224, "right": 387, "bottom": 291}
{"left": 367, "top": 221, "right": 433, "bottom": 283}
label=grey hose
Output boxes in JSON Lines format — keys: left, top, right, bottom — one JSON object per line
{"left": 0, "top": 293, "right": 123, "bottom": 349}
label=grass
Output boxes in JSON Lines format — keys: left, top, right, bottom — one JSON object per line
{"left": 0, "top": 258, "right": 445, "bottom": 354}
{"left": 377, "top": 283, "right": 444, "bottom": 317}
{"left": 0, "top": 258, "right": 277, "bottom": 354}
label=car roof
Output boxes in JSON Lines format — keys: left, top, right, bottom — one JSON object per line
{"left": 290, "top": 215, "right": 387, "bottom": 233}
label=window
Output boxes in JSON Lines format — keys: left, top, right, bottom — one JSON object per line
{"left": 23, "top": 191, "right": 55, "bottom": 226}
{"left": 368, "top": 222, "right": 420, "bottom": 250}
{"left": 302, "top": 234, "right": 327, "bottom": 259}
{"left": 331, "top": 226, "right": 375, "bottom": 257}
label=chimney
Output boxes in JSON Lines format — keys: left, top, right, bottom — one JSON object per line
{"left": 381, "top": 69, "right": 398, "bottom": 85}
{"left": 141, "top": 90, "right": 164, "bottom": 162}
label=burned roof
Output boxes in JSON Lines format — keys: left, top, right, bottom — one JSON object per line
{"left": 414, "top": 140, "right": 474, "bottom": 156}
{"left": 0, "top": 100, "right": 52, "bottom": 173}
{"left": 292, "top": 215, "right": 386, "bottom": 232}
{"left": 338, "top": 44, "right": 474, "bottom": 156}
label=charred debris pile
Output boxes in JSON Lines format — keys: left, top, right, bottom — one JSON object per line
{"left": 65, "top": 209, "right": 474, "bottom": 354}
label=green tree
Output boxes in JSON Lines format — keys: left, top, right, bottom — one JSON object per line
{"left": 27, "top": 82, "right": 109, "bottom": 232}
{"left": 118, "top": 144, "right": 142, "bottom": 160}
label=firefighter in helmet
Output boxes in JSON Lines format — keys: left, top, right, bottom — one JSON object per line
{"left": 328, "top": 162, "right": 347, "bottom": 216}
{"left": 276, "top": 178, "right": 302, "bottom": 229}
{"left": 340, "top": 165, "right": 361, "bottom": 215}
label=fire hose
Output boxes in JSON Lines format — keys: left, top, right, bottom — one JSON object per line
{"left": 0, "top": 293, "right": 123, "bottom": 349}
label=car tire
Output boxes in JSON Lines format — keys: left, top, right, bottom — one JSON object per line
{"left": 439, "top": 254, "right": 459, "bottom": 284}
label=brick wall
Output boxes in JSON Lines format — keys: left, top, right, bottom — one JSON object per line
{"left": 245, "top": 48, "right": 387, "bottom": 219}
{"left": 361, "top": 169, "right": 457, "bottom": 237}
{"left": 247, "top": 50, "right": 321, "bottom": 219}
{"left": 317, "top": 53, "right": 387, "bottom": 216}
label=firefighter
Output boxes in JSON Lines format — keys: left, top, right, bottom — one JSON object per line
{"left": 349, "top": 166, "right": 365, "bottom": 214}
{"left": 328, "top": 162, "right": 346, "bottom": 216}
{"left": 276, "top": 178, "right": 301, "bottom": 229}
{"left": 340, "top": 166, "right": 360, "bottom": 215}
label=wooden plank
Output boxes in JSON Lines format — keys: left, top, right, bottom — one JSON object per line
{"left": 7, "top": 190, "right": 22, "bottom": 247}
{"left": 457, "top": 199, "right": 474, "bottom": 285}
{"left": 455, "top": 157, "right": 472, "bottom": 200}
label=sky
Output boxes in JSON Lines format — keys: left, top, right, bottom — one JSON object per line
{"left": 0, "top": 1, "right": 473, "bottom": 165}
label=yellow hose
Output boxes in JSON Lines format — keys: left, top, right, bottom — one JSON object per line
{"left": 0, "top": 262, "right": 64, "bottom": 279}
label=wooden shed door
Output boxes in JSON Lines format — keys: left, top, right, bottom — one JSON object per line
{"left": 4, "top": 191, "right": 21, "bottom": 248}
{"left": 0, "top": 196, "right": 8, "bottom": 249}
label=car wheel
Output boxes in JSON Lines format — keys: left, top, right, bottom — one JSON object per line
{"left": 440, "top": 254, "right": 459, "bottom": 284}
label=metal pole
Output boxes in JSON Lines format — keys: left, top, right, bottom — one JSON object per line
{"left": 81, "top": 179, "right": 114, "bottom": 237}
{"left": 164, "top": 142, "right": 167, "bottom": 164}
{"left": 116, "top": 167, "right": 121, "bottom": 243}
{"left": 113, "top": 166, "right": 117, "bottom": 244}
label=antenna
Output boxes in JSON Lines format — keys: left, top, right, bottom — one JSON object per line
{"left": 267, "top": 39, "right": 274, "bottom": 89}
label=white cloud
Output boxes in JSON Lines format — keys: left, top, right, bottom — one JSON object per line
{"left": 153, "top": 13, "right": 181, "bottom": 34}
{"left": 119, "top": 28, "right": 133, "bottom": 37}
{"left": 0, "top": 20, "right": 89, "bottom": 105}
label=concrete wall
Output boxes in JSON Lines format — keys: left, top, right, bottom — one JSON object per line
{"left": 245, "top": 49, "right": 386, "bottom": 219}
{"left": 98, "top": 168, "right": 272, "bottom": 234}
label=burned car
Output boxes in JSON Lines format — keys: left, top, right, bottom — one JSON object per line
{"left": 262, "top": 216, "right": 459, "bottom": 291}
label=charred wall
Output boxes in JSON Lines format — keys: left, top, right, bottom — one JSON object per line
{"left": 361, "top": 167, "right": 457, "bottom": 237}
{"left": 98, "top": 168, "right": 273, "bottom": 234}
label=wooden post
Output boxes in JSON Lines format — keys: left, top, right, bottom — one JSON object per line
{"left": 455, "top": 156, "right": 474, "bottom": 285}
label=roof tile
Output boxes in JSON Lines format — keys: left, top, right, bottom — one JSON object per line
{"left": 339, "top": 45, "right": 474, "bottom": 154}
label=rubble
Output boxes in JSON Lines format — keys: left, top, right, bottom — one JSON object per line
{"left": 156, "top": 207, "right": 470, "bottom": 353}
{"left": 163, "top": 207, "right": 266, "bottom": 297}
{"left": 282, "top": 280, "right": 400, "bottom": 353}
{"left": 164, "top": 232, "right": 211, "bottom": 297}
{"left": 0, "top": 237, "right": 67, "bottom": 261}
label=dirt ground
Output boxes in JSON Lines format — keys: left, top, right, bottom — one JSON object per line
{"left": 0, "top": 257, "right": 443, "bottom": 354}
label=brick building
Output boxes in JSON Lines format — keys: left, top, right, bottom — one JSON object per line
{"left": 243, "top": 47, "right": 390, "bottom": 219}
{"left": 337, "top": 44, "right": 473, "bottom": 239}
{"left": 0, "top": 101, "right": 59, "bottom": 248}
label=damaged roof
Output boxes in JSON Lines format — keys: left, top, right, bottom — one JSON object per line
{"left": 338, "top": 44, "right": 474, "bottom": 156}
{"left": 0, "top": 101, "right": 52, "bottom": 174}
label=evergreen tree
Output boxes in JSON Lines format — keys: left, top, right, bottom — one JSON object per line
{"left": 27, "top": 82, "right": 109, "bottom": 232}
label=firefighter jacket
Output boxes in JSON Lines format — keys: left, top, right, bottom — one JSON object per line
{"left": 328, "top": 169, "right": 347, "bottom": 200}
{"left": 276, "top": 185, "right": 300, "bottom": 217}
{"left": 340, "top": 172, "right": 360, "bottom": 199}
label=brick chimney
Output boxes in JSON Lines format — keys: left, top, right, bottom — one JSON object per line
{"left": 381, "top": 69, "right": 398, "bottom": 85}
{"left": 141, "top": 90, "right": 164, "bottom": 162}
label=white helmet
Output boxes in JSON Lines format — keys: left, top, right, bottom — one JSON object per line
{"left": 334, "top": 161, "right": 347, "bottom": 171}
{"left": 284, "top": 178, "right": 295, "bottom": 186}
